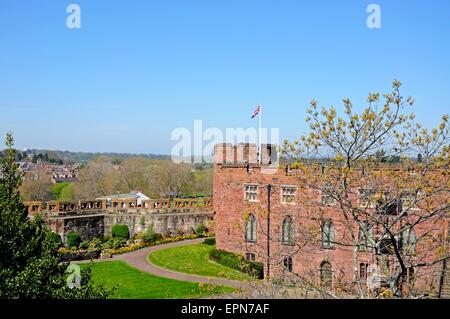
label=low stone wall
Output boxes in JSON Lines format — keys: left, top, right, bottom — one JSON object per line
{"left": 47, "top": 214, "right": 105, "bottom": 244}
{"left": 103, "top": 210, "right": 214, "bottom": 237}
{"left": 45, "top": 209, "right": 214, "bottom": 243}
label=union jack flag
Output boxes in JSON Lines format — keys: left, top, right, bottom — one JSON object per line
{"left": 251, "top": 105, "right": 261, "bottom": 119}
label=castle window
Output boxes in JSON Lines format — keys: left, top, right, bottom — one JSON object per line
{"left": 359, "top": 263, "right": 368, "bottom": 282}
{"left": 320, "top": 261, "right": 333, "bottom": 290}
{"left": 282, "top": 216, "right": 294, "bottom": 244}
{"left": 358, "top": 221, "right": 373, "bottom": 251}
{"left": 246, "top": 214, "right": 257, "bottom": 242}
{"left": 321, "top": 219, "right": 335, "bottom": 249}
{"left": 321, "top": 184, "right": 335, "bottom": 206}
{"left": 400, "top": 226, "right": 416, "bottom": 255}
{"left": 281, "top": 186, "right": 296, "bottom": 204}
{"left": 283, "top": 257, "right": 293, "bottom": 272}
{"left": 246, "top": 253, "right": 256, "bottom": 261}
{"left": 245, "top": 185, "right": 259, "bottom": 202}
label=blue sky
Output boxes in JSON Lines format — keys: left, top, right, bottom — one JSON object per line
{"left": 0, "top": 0, "right": 449, "bottom": 154}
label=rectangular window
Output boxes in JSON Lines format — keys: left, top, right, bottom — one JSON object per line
{"left": 246, "top": 253, "right": 256, "bottom": 261}
{"left": 245, "top": 185, "right": 259, "bottom": 202}
{"left": 360, "top": 263, "right": 368, "bottom": 282}
{"left": 321, "top": 185, "right": 335, "bottom": 206}
{"left": 281, "top": 186, "right": 296, "bottom": 204}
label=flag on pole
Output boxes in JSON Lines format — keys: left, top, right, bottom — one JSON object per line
{"left": 251, "top": 104, "right": 261, "bottom": 119}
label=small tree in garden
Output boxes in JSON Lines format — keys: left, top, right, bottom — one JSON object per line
{"left": 0, "top": 132, "right": 109, "bottom": 298}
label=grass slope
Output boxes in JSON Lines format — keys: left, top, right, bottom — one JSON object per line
{"left": 82, "top": 260, "right": 233, "bottom": 299}
{"left": 148, "top": 243, "right": 251, "bottom": 281}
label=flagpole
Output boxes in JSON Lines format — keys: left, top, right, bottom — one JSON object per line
{"left": 259, "top": 104, "right": 262, "bottom": 164}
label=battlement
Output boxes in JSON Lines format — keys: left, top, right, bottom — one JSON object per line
{"left": 213, "top": 143, "right": 278, "bottom": 165}
{"left": 23, "top": 196, "right": 212, "bottom": 215}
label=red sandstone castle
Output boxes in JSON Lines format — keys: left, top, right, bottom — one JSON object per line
{"left": 213, "top": 143, "right": 449, "bottom": 297}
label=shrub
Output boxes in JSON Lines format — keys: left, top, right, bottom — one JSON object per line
{"left": 49, "top": 232, "right": 63, "bottom": 249}
{"left": 143, "top": 225, "right": 163, "bottom": 244}
{"left": 102, "top": 237, "right": 126, "bottom": 250}
{"left": 79, "top": 241, "right": 89, "bottom": 250}
{"left": 112, "top": 224, "right": 130, "bottom": 239}
{"left": 195, "top": 224, "right": 208, "bottom": 237}
{"left": 66, "top": 232, "right": 81, "bottom": 248}
{"left": 209, "top": 249, "right": 264, "bottom": 279}
{"left": 203, "top": 238, "right": 216, "bottom": 246}
{"left": 88, "top": 238, "right": 103, "bottom": 251}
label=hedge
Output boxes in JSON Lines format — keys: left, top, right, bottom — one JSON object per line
{"left": 66, "top": 232, "right": 81, "bottom": 248}
{"left": 203, "top": 237, "right": 216, "bottom": 245}
{"left": 112, "top": 224, "right": 130, "bottom": 239}
{"left": 209, "top": 249, "right": 264, "bottom": 279}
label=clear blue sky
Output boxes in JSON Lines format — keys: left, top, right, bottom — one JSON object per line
{"left": 0, "top": 0, "right": 449, "bottom": 154}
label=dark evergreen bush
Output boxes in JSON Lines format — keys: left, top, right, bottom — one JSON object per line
{"left": 111, "top": 224, "right": 130, "bottom": 239}
{"left": 203, "top": 237, "right": 216, "bottom": 245}
{"left": 67, "top": 231, "right": 81, "bottom": 248}
{"left": 209, "top": 249, "right": 264, "bottom": 279}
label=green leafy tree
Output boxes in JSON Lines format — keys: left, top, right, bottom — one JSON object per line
{"left": 0, "top": 132, "right": 109, "bottom": 298}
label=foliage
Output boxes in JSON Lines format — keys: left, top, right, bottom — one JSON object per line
{"left": 101, "top": 237, "right": 127, "bottom": 250}
{"left": 143, "top": 224, "right": 163, "bottom": 244}
{"left": 67, "top": 231, "right": 82, "bottom": 248}
{"left": 103, "top": 233, "right": 213, "bottom": 256}
{"left": 19, "top": 168, "right": 53, "bottom": 201}
{"left": 209, "top": 249, "right": 264, "bottom": 279}
{"left": 48, "top": 232, "right": 63, "bottom": 249}
{"left": 51, "top": 182, "right": 71, "bottom": 200}
{"left": 79, "top": 241, "right": 89, "bottom": 250}
{"left": 111, "top": 224, "right": 130, "bottom": 240}
{"left": 0, "top": 132, "right": 109, "bottom": 298}
{"left": 203, "top": 237, "right": 216, "bottom": 245}
{"left": 195, "top": 223, "right": 208, "bottom": 236}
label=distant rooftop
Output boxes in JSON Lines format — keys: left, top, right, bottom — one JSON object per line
{"left": 96, "top": 192, "right": 149, "bottom": 200}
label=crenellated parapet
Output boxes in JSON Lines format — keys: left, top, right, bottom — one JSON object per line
{"left": 23, "top": 196, "right": 212, "bottom": 216}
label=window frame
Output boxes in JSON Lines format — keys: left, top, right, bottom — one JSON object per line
{"left": 281, "top": 185, "right": 296, "bottom": 204}
{"left": 283, "top": 256, "right": 293, "bottom": 272}
{"left": 320, "top": 184, "right": 336, "bottom": 206}
{"left": 244, "top": 184, "right": 259, "bottom": 202}
{"left": 321, "top": 219, "right": 335, "bottom": 249}
{"left": 245, "top": 214, "right": 257, "bottom": 242}
{"left": 282, "top": 216, "right": 295, "bottom": 245}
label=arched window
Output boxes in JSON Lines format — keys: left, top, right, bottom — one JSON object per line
{"left": 282, "top": 216, "right": 294, "bottom": 244}
{"left": 408, "top": 227, "right": 416, "bottom": 253}
{"left": 283, "top": 256, "right": 293, "bottom": 272}
{"left": 320, "top": 261, "right": 333, "bottom": 290}
{"left": 401, "top": 226, "right": 416, "bottom": 255}
{"left": 358, "top": 221, "right": 372, "bottom": 251}
{"left": 246, "top": 214, "right": 257, "bottom": 242}
{"left": 321, "top": 219, "right": 335, "bottom": 249}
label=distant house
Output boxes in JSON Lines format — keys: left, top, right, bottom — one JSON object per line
{"left": 96, "top": 191, "right": 150, "bottom": 207}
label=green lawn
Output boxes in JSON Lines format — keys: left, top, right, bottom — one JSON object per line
{"left": 148, "top": 243, "right": 251, "bottom": 281}
{"left": 81, "top": 260, "right": 234, "bottom": 299}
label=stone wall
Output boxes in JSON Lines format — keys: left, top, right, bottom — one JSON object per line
{"left": 47, "top": 214, "right": 104, "bottom": 244}
{"left": 44, "top": 208, "right": 213, "bottom": 243}
{"left": 103, "top": 210, "right": 213, "bottom": 237}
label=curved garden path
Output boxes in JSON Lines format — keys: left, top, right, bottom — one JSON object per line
{"left": 99, "top": 238, "right": 247, "bottom": 289}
